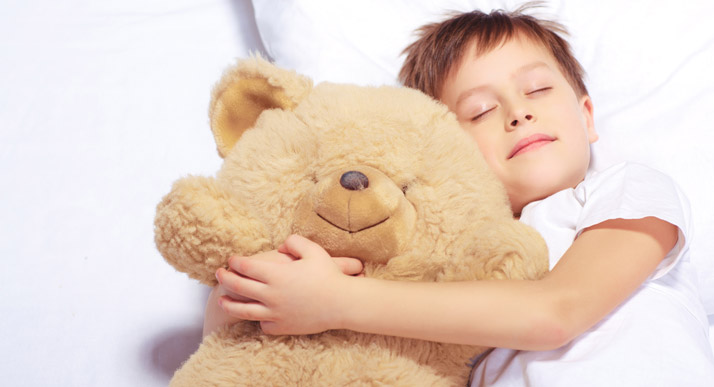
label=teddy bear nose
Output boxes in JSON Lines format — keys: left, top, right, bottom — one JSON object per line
{"left": 340, "top": 171, "right": 369, "bottom": 191}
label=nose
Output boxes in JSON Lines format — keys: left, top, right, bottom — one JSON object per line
{"left": 340, "top": 171, "right": 369, "bottom": 191}
{"left": 508, "top": 113, "right": 535, "bottom": 130}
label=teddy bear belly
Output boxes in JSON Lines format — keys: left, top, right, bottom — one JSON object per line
{"left": 169, "top": 323, "right": 481, "bottom": 386}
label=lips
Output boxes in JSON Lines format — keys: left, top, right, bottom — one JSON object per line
{"left": 508, "top": 133, "right": 556, "bottom": 159}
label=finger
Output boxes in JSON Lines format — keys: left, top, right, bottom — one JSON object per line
{"left": 260, "top": 321, "right": 278, "bottom": 335}
{"left": 215, "top": 281, "right": 253, "bottom": 303}
{"left": 260, "top": 321, "right": 323, "bottom": 336}
{"left": 281, "top": 234, "right": 330, "bottom": 262}
{"left": 276, "top": 243, "right": 296, "bottom": 258}
{"left": 227, "top": 255, "right": 248, "bottom": 273}
{"left": 230, "top": 250, "right": 297, "bottom": 265}
{"left": 215, "top": 270, "right": 252, "bottom": 301}
{"left": 216, "top": 267, "right": 269, "bottom": 301}
{"left": 333, "top": 257, "right": 364, "bottom": 275}
{"left": 277, "top": 243, "right": 288, "bottom": 254}
{"left": 260, "top": 321, "right": 286, "bottom": 335}
{"left": 219, "top": 296, "right": 274, "bottom": 322}
{"left": 227, "top": 257, "right": 276, "bottom": 284}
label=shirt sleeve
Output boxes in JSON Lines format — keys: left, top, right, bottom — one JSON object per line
{"left": 574, "top": 162, "right": 692, "bottom": 279}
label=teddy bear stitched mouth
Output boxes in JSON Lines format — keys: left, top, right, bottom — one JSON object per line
{"left": 316, "top": 212, "right": 390, "bottom": 234}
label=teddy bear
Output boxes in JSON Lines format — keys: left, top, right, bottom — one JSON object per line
{"left": 154, "top": 56, "right": 549, "bottom": 386}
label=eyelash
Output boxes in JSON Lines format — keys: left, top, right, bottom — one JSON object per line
{"left": 527, "top": 86, "right": 552, "bottom": 95}
{"left": 469, "top": 86, "right": 552, "bottom": 122}
{"left": 471, "top": 107, "right": 495, "bottom": 122}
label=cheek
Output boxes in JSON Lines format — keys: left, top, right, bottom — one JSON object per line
{"left": 476, "top": 142, "right": 504, "bottom": 179}
{"left": 461, "top": 125, "right": 503, "bottom": 171}
{"left": 564, "top": 131, "right": 593, "bottom": 173}
{"left": 469, "top": 132, "right": 499, "bottom": 160}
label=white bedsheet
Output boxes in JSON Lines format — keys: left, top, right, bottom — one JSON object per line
{"left": 0, "top": 1, "right": 711, "bottom": 386}
{"left": 1, "top": 1, "right": 263, "bottom": 385}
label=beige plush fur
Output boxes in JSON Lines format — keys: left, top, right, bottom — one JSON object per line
{"left": 154, "top": 56, "right": 549, "bottom": 386}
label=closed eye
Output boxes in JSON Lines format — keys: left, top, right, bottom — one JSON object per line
{"left": 471, "top": 107, "right": 496, "bottom": 123}
{"left": 527, "top": 87, "right": 552, "bottom": 95}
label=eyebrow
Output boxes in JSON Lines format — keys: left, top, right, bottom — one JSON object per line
{"left": 511, "top": 61, "right": 550, "bottom": 79}
{"left": 455, "top": 61, "right": 551, "bottom": 106}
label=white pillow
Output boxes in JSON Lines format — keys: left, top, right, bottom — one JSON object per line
{"left": 252, "top": 0, "right": 714, "bottom": 313}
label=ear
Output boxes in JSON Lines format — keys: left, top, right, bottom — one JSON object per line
{"left": 580, "top": 95, "right": 598, "bottom": 143}
{"left": 208, "top": 55, "right": 313, "bottom": 157}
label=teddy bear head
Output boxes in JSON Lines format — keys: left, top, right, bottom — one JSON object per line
{"left": 156, "top": 58, "right": 548, "bottom": 386}
{"left": 200, "top": 56, "right": 524, "bottom": 281}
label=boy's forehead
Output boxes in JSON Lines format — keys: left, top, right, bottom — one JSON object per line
{"left": 466, "top": 34, "right": 554, "bottom": 66}
{"left": 440, "top": 35, "right": 570, "bottom": 104}
{"left": 450, "top": 35, "right": 564, "bottom": 83}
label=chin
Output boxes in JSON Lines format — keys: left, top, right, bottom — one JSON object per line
{"left": 509, "top": 172, "right": 581, "bottom": 208}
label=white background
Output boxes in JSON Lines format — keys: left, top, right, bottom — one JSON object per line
{"left": 1, "top": 1, "right": 711, "bottom": 386}
{"left": 1, "top": 1, "right": 264, "bottom": 385}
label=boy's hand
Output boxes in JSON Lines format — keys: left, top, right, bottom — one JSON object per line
{"left": 216, "top": 249, "right": 298, "bottom": 303}
{"left": 215, "top": 235, "right": 363, "bottom": 335}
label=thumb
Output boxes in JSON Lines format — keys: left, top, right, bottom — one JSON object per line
{"left": 333, "top": 257, "right": 364, "bottom": 276}
{"left": 278, "top": 234, "right": 331, "bottom": 262}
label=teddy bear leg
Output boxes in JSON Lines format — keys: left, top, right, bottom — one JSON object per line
{"left": 169, "top": 327, "right": 461, "bottom": 387}
{"left": 306, "top": 335, "right": 466, "bottom": 386}
{"left": 168, "top": 324, "right": 268, "bottom": 387}
{"left": 331, "top": 352, "right": 456, "bottom": 387}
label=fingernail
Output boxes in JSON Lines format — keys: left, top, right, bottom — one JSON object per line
{"left": 215, "top": 269, "right": 222, "bottom": 283}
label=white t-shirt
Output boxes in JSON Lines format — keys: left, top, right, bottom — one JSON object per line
{"left": 471, "top": 162, "right": 714, "bottom": 387}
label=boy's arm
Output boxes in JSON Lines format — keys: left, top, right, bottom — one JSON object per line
{"left": 219, "top": 217, "right": 676, "bottom": 351}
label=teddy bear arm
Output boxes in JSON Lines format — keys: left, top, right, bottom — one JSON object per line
{"left": 154, "top": 176, "right": 271, "bottom": 285}
{"left": 450, "top": 220, "right": 550, "bottom": 282}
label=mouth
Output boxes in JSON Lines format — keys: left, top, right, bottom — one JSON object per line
{"left": 508, "top": 133, "right": 556, "bottom": 159}
{"left": 316, "top": 213, "right": 390, "bottom": 234}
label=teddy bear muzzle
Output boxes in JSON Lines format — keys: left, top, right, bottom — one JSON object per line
{"left": 292, "top": 166, "right": 416, "bottom": 264}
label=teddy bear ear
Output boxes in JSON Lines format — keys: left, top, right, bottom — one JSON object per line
{"left": 208, "top": 55, "right": 313, "bottom": 158}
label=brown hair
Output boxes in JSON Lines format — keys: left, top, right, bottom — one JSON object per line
{"left": 399, "top": 3, "right": 588, "bottom": 100}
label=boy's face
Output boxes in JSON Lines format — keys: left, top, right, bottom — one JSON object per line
{"left": 441, "top": 36, "right": 597, "bottom": 215}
